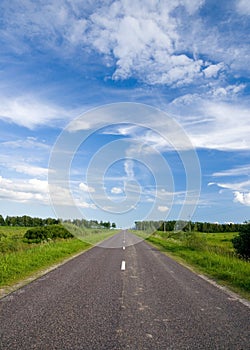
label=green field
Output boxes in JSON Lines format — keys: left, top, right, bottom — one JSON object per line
{"left": 134, "top": 230, "right": 250, "bottom": 300}
{"left": 0, "top": 226, "right": 116, "bottom": 289}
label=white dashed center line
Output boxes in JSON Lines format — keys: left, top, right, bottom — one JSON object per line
{"left": 123, "top": 246, "right": 125, "bottom": 250}
{"left": 121, "top": 260, "right": 126, "bottom": 271}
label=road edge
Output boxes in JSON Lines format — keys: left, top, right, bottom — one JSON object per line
{"left": 0, "top": 246, "right": 92, "bottom": 300}
{"left": 145, "top": 239, "right": 250, "bottom": 309}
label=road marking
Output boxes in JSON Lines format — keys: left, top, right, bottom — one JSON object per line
{"left": 123, "top": 246, "right": 125, "bottom": 250}
{"left": 121, "top": 260, "right": 126, "bottom": 271}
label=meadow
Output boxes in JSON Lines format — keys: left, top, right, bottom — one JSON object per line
{"left": 0, "top": 226, "right": 116, "bottom": 289}
{"left": 135, "top": 230, "right": 250, "bottom": 300}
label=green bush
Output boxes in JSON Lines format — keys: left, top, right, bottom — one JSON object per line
{"left": 23, "top": 225, "right": 73, "bottom": 243}
{"left": 232, "top": 224, "right": 250, "bottom": 259}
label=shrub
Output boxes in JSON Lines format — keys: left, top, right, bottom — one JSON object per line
{"left": 232, "top": 224, "right": 250, "bottom": 259}
{"left": 23, "top": 225, "right": 74, "bottom": 243}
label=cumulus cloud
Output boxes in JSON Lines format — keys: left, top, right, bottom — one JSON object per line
{"left": 158, "top": 205, "right": 169, "bottom": 212}
{"left": 0, "top": 175, "right": 96, "bottom": 208}
{"left": 203, "top": 62, "right": 224, "bottom": 78}
{"left": 0, "top": 0, "right": 209, "bottom": 87}
{"left": 211, "top": 84, "right": 246, "bottom": 98}
{"left": 209, "top": 179, "right": 250, "bottom": 207}
{"left": 111, "top": 187, "right": 123, "bottom": 194}
{"left": 87, "top": 0, "right": 205, "bottom": 85}
{"left": 1, "top": 0, "right": 249, "bottom": 93}
{"left": 0, "top": 176, "right": 49, "bottom": 203}
{"left": 79, "top": 182, "right": 95, "bottom": 193}
{"left": 234, "top": 191, "right": 250, "bottom": 206}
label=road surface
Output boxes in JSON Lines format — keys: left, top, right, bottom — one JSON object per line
{"left": 0, "top": 231, "right": 249, "bottom": 349}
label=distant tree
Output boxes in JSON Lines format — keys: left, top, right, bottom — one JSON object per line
{"left": 111, "top": 222, "right": 116, "bottom": 229}
{"left": 0, "top": 215, "right": 5, "bottom": 226}
{"left": 232, "top": 223, "right": 250, "bottom": 259}
{"left": 102, "top": 221, "right": 111, "bottom": 229}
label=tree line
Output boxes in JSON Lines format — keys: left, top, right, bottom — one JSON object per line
{"left": 63, "top": 218, "right": 116, "bottom": 229}
{"left": 0, "top": 215, "right": 59, "bottom": 227}
{"left": 0, "top": 215, "right": 116, "bottom": 229}
{"left": 134, "top": 220, "right": 248, "bottom": 233}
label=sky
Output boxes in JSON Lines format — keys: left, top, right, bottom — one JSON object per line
{"left": 0, "top": 0, "right": 249, "bottom": 228}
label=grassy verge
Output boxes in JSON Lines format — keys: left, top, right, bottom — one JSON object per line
{"left": 65, "top": 225, "right": 118, "bottom": 245}
{"left": 0, "top": 226, "right": 117, "bottom": 289}
{"left": 139, "top": 230, "right": 250, "bottom": 300}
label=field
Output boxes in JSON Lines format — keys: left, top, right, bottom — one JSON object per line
{"left": 134, "top": 230, "right": 250, "bottom": 300}
{"left": 0, "top": 226, "right": 116, "bottom": 289}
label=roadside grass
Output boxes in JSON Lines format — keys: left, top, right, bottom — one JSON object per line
{"left": 0, "top": 226, "right": 117, "bottom": 289}
{"left": 129, "top": 229, "right": 150, "bottom": 240}
{"left": 63, "top": 223, "right": 118, "bottom": 245}
{"left": 136, "top": 230, "right": 250, "bottom": 300}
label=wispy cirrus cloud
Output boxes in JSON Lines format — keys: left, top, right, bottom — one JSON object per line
{"left": 0, "top": 93, "right": 73, "bottom": 129}
{"left": 170, "top": 97, "right": 250, "bottom": 151}
{"left": 212, "top": 165, "right": 250, "bottom": 177}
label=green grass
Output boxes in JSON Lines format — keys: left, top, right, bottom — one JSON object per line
{"left": 0, "top": 226, "right": 117, "bottom": 289}
{"left": 141, "top": 230, "right": 250, "bottom": 300}
{"left": 63, "top": 223, "right": 118, "bottom": 244}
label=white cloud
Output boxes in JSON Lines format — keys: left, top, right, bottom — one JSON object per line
{"left": 203, "top": 62, "right": 224, "bottom": 78}
{"left": 2, "top": 137, "right": 50, "bottom": 150}
{"left": 124, "top": 159, "right": 134, "bottom": 179}
{"left": 0, "top": 94, "right": 72, "bottom": 129}
{"left": 171, "top": 99, "right": 250, "bottom": 151}
{"left": 234, "top": 191, "right": 250, "bottom": 206}
{"left": 111, "top": 187, "right": 123, "bottom": 194}
{"left": 158, "top": 205, "right": 169, "bottom": 212}
{"left": 211, "top": 84, "right": 246, "bottom": 98}
{"left": 12, "top": 165, "right": 48, "bottom": 177}
{"left": 209, "top": 179, "right": 250, "bottom": 207}
{"left": 236, "top": 0, "right": 250, "bottom": 15}
{"left": 212, "top": 165, "right": 250, "bottom": 177}
{"left": 0, "top": 154, "right": 48, "bottom": 178}
{"left": 0, "top": 137, "right": 50, "bottom": 177}
{"left": 11, "top": 0, "right": 203, "bottom": 86}
{"left": 76, "top": 200, "right": 96, "bottom": 209}
{"left": 1, "top": 0, "right": 249, "bottom": 88}
{"left": 208, "top": 180, "right": 250, "bottom": 192}
{"left": 79, "top": 182, "right": 95, "bottom": 193}
{"left": 102, "top": 125, "right": 140, "bottom": 136}
{"left": 0, "top": 176, "right": 49, "bottom": 203}
{"left": 0, "top": 0, "right": 89, "bottom": 53}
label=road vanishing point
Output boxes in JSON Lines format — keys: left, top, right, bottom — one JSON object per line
{"left": 0, "top": 231, "right": 249, "bottom": 349}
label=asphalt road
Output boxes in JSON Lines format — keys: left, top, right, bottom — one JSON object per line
{"left": 0, "top": 231, "right": 249, "bottom": 349}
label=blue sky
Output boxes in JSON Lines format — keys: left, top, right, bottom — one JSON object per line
{"left": 0, "top": 0, "right": 249, "bottom": 228}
